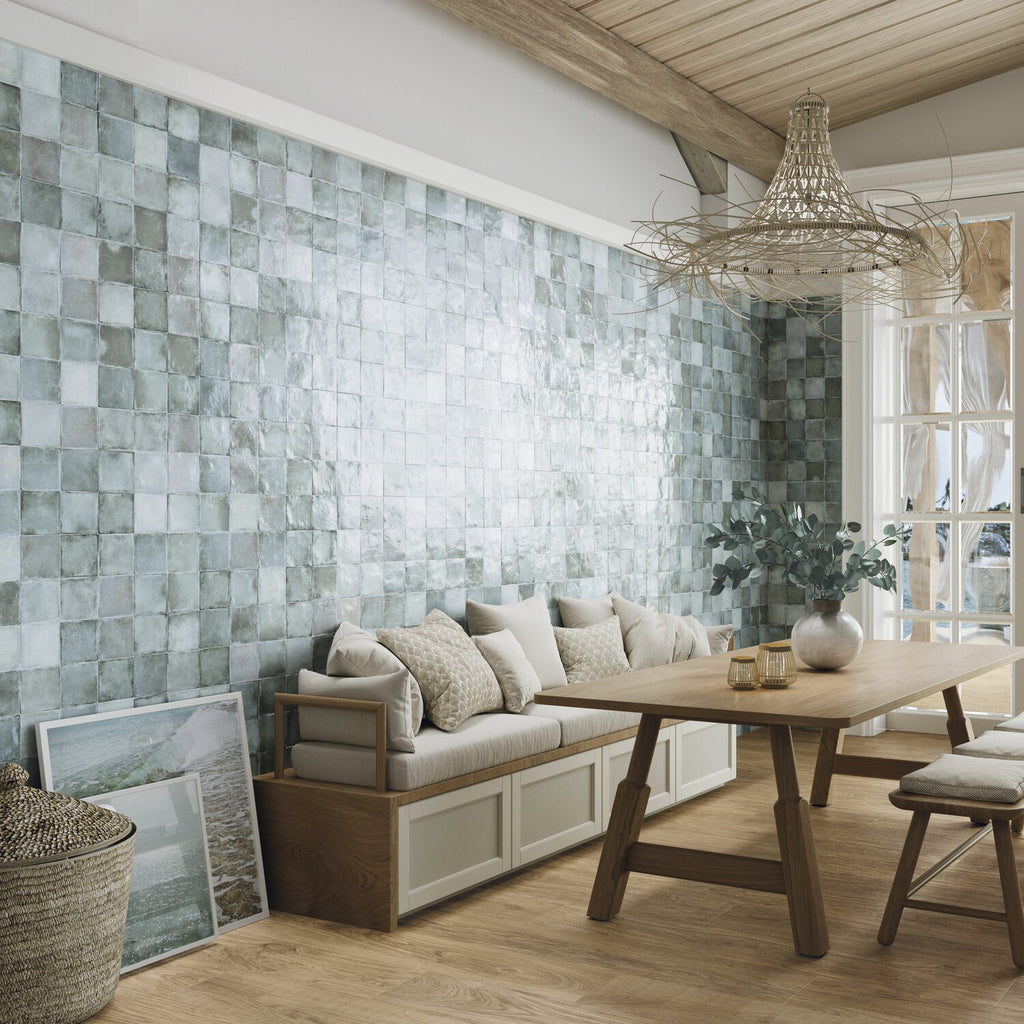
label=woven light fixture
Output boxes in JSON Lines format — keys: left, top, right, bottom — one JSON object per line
{"left": 630, "top": 91, "right": 981, "bottom": 337}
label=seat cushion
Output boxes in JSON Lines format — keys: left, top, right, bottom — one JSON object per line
{"left": 995, "top": 713, "right": 1024, "bottom": 733}
{"left": 900, "top": 753, "right": 1024, "bottom": 804}
{"left": 954, "top": 731, "right": 1024, "bottom": 760}
{"left": 466, "top": 594, "right": 567, "bottom": 690}
{"left": 291, "top": 713, "right": 562, "bottom": 791}
{"left": 520, "top": 702, "right": 641, "bottom": 746}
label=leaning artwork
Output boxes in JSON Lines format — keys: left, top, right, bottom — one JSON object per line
{"left": 37, "top": 694, "right": 268, "bottom": 930}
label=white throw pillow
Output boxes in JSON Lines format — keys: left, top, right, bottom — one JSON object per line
{"left": 466, "top": 594, "right": 568, "bottom": 690}
{"left": 297, "top": 667, "right": 422, "bottom": 752}
{"left": 326, "top": 621, "right": 407, "bottom": 677}
{"left": 553, "top": 616, "right": 631, "bottom": 685}
{"left": 660, "top": 614, "right": 698, "bottom": 662}
{"left": 610, "top": 592, "right": 674, "bottom": 670}
{"left": 473, "top": 629, "right": 543, "bottom": 713}
{"left": 377, "top": 609, "right": 503, "bottom": 732}
{"left": 705, "top": 623, "right": 734, "bottom": 654}
{"left": 682, "top": 615, "right": 713, "bottom": 658}
{"left": 558, "top": 594, "right": 614, "bottom": 629}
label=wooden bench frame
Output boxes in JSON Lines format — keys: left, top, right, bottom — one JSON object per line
{"left": 254, "top": 692, "right": 736, "bottom": 931}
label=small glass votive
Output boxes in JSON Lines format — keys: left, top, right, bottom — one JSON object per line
{"left": 727, "top": 655, "right": 759, "bottom": 690}
{"left": 759, "top": 641, "right": 797, "bottom": 689}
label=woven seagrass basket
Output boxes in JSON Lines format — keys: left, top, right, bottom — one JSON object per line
{"left": 0, "top": 762, "right": 137, "bottom": 1024}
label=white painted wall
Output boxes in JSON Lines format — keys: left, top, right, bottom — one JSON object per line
{"left": 3, "top": 0, "right": 699, "bottom": 246}
{"left": 832, "top": 68, "right": 1024, "bottom": 171}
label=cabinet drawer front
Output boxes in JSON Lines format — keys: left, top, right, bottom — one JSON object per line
{"left": 602, "top": 727, "right": 676, "bottom": 827}
{"left": 512, "top": 750, "right": 600, "bottom": 867}
{"left": 399, "top": 777, "right": 511, "bottom": 914}
{"left": 677, "top": 721, "right": 736, "bottom": 800}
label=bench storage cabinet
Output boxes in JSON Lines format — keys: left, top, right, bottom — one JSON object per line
{"left": 254, "top": 718, "right": 735, "bottom": 931}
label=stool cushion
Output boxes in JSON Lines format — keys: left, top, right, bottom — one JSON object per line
{"left": 954, "top": 731, "right": 1024, "bottom": 760}
{"left": 900, "top": 753, "right": 1024, "bottom": 804}
{"left": 995, "top": 713, "right": 1024, "bottom": 733}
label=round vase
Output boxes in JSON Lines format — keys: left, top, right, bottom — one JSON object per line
{"left": 791, "top": 599, "right": 863, "bottom": 670}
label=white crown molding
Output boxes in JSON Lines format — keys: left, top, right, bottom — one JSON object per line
{"left": 844, "top": 148, "right": 1024, "bottom": 203}
{"left": 0, "top": 0, "right": 634, "bottom": 249}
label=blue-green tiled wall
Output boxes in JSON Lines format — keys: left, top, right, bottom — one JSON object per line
{"left": 0, "top": 40, "right": 840, "bottom": 778}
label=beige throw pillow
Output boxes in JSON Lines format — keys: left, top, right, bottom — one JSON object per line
{"left": 610, "top": 592, "right": 674, "bottom": 670}
{"left": 553, "top": 616, "right": 630, "bottom": 685}
{"left": 297, "top": 667, "right": 422, "bottom": 752}
{"left": 706, "top": 623, "right": 735, "bottom": 654}
{"left": 558, "top": 594, "right": 614, "bottom": 629}
{"left": 466, "top": 594, "right": 567, "bottom": 690}
{"left": 377, "top": 609, "right": 503, "bottom": 731}
{"left": 326, "top": 621, "right": 407, "bottom": 677}
{"left": 473, "top": 629, "right": 542, "bottom": 713}
{"left": 683, "top": 615, "right": 713, "bottom": 659}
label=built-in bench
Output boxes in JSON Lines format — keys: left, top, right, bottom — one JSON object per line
{"left": 253, "top": 693, "right": 735, "bottom": 931}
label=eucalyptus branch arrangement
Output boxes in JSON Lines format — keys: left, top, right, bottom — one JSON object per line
{"left": 706, "top": 491, "right": 910, "bottom": 602}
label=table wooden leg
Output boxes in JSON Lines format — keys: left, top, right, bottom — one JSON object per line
{"left": 810, "top": 727, "right": 845, "bottom": 807}
{"left": 770, "top": 724, "right": 829, "bottom": 957}
{"left": 942, "top": 686, "right": 974, "bottom": 747}
{"left": 587, "top": 713, "right": 661, "bottom": 921}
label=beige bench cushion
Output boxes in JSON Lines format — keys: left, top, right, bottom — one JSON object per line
{"left": 955, "top": 731, "right": 1024, "bottom": 760}
{"left": 900, "top": 753, "right": 1024, "bottom": 804}
{"left": 520, "top": 703, "right": 642, "bottom": 746}
{"left": 291, "top": 712, "right": 561, "bottom": 791}
{"left": 996, "top": 713, "right": 1024, "bottom": 733}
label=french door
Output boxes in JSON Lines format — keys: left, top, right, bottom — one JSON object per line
{"left": 866, "top": 195, "right": 1022, "bottom": 733}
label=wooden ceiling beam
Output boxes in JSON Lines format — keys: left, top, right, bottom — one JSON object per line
{"left": 419, "top": 0, "right": 784, "bottom": 182}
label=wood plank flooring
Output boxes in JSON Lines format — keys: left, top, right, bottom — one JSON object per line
{"left": 93, "top": 729, "right": 1024, "bottom": 1024}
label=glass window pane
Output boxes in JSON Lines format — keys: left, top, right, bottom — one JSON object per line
{"left": 960, "top": 218, "right": 1011, "bottom": 314}
{"left": 959, "top": 624, "right": 1012, "bottom": 716}
{"left": 902, "top": 423, "right": 951, "bottom": 512}
{"left": 901, "top": 323, "right": 950, "bottom": 414}
{"left": 961, "top": 422, "right": 1011, "bottom": 512}
{"left": 902, "top": 522, "right": 949, "bottom": 612}
{"left": 963, "top": 522, "right": 1011, "bottom": 614}
{"left": 961, "top": 320, "right": 1011, "bottom": 413}
{"left": 901, "top": 619, "right": 950, "bottom": 642}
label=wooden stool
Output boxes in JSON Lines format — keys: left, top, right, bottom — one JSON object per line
{"left": 878, "top": 754, "right": 1024, "bottom": 968}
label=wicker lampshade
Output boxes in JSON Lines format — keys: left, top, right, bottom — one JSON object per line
{"left": 631, "top": 91, "right": 982, "bottom": 338}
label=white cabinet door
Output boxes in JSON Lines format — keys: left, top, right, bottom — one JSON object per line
{"left": 601, "top": 726, "right": 677, "bottom": 828}
{"left": 511, "top": 749, "right": 601, "bottom": 868}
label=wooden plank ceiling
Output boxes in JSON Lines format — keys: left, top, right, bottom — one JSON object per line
{"left": 424, "top": 0, "right": 1024, "bottom": 180}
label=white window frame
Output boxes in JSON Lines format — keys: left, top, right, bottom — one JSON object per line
{"left": 843, "top": 148, "right": 1024, "bottom": 736}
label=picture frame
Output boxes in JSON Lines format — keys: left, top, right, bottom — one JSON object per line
{"left": 38, "top": 693, "right": 269, "bottom": 930}
{"left": 88, "top": 775, "right": 219, "bottom": 972}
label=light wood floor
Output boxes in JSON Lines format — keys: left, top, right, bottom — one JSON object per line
{"left": 94, "top": 729, "right": 1024, "bottom": 1024}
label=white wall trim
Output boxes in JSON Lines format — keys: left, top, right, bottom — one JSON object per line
{"left": 0, "top": 0, "right": 634, "bottom": 249}
{"left": 845, "top": 148, "right": 1024, "bottom": 203}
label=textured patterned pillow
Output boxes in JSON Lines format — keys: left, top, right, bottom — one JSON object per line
{"left": 553, "top": 616, "right": 630, "bottom": 685}
{"left": 377, "top": 609, "right": 503, "bottom": 731}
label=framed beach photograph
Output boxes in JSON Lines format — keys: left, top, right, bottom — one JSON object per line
{"left": 88, "top": 775, "right": 219, "bottom": 971}
{"left": 38, "top": 694, "right": 269, "bottom": 930}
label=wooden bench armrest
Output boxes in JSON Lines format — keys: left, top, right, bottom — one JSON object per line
{"left": 274, "top": 692, "right": 388, "bottom": 792}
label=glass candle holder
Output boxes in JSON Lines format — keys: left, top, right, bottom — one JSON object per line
{"left": 727, "top": 655, "right": 758, "bottom": 690}
{"left": 759, "top": 642, "right": 797, "bottom": 689}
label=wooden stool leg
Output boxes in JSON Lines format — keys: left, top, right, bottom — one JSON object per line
{"left": 878, "top": 809, "right": 931, "bottom": 947}
{"left": 992, "top": 819, "right": 1024, "bottom": 968}
{"left": 1013, "top": 814, "right": 1023, "bottom": 836}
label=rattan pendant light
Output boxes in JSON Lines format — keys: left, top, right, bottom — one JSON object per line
{"left": 631, "top": 91, "right": 980, "bottom": 336}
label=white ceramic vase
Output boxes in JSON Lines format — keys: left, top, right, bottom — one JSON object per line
{"left": 791, "top": 599, "right": 863, "bottom": 670}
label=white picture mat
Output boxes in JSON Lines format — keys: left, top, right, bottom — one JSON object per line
{"left": 88, "top": 774, "right": 219, "bottom": 972}
{"left": 37, "top": 693, "right": 268, "bottom": 930}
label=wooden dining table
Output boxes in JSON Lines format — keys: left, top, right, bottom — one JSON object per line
{"left": 534, "top": 638, "right": 1024, "bottom": 957}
